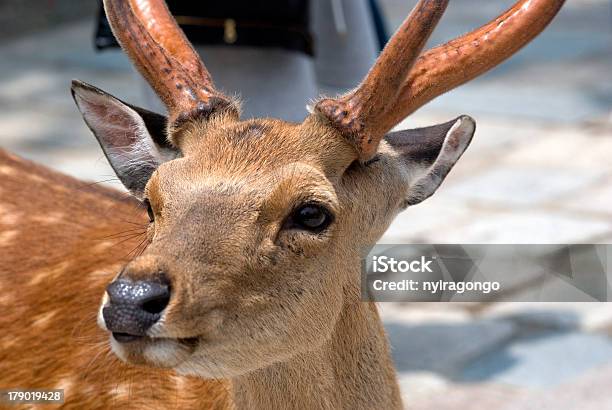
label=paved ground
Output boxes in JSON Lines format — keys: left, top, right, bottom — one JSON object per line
{"left": 0, "top": 1, "right": 611, "bottom": 408}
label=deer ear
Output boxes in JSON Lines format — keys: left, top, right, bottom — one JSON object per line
{"left": 71, "top": 80, "right": 178, "bottom": 198}
{"left": 385, "top": 115, "right": 475, "bottom": 207}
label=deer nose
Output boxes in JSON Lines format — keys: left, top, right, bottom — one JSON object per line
{"left": 102, "top": 278, "right": 170, "bottom": 342}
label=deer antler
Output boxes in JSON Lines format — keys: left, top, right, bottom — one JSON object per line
{"left": 380, "top": 0, "right": 566, "bottom": 132}
{"left": 103, "top": 0, "right": 238, "bottom": 132}
{"left": 315, "top": 0, "right": 565, "bottom": 161}
{"left": 315, "top": 0, "right": 449, "bottom": 160}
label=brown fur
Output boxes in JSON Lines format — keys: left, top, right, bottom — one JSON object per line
{"left": 0, "top": 150, "right": 231, "bottom": 409}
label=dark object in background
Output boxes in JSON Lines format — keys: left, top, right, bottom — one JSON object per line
{"left": 368, "top": 0, "right": 388, "bottom": 50}
{"left": 95, "top": 0, "right": 314, "bottom": 55}
{"left": 95, "top": 0, "right": 388, "bottom": 56}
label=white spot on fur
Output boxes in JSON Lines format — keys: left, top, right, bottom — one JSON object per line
{"left": 1, "top": 337, "right": 17, "bottom": 350}
{"left": 0, "top": 204, "right": 20, "bottom": 226}
{"left": 32, "top": 310, "right": 58, "bottom": 329}
{"left": 31, "top": 212, "right": 64, "bottom": 225}
{"left": 24, "top": 173, "right": 46, "bottom": 184}
{"left": 93, "top": 241, "right": 115, "bottom": 253}
{"left": 55, "top": 376, "right": 75, "bottom": 394}
{"left": 109, "top": 383, "right": 129, "bottom": 398}
{"left": 0, "top": 229, "right": 17, "bottom": 246}
{"left": 0, "top": 292, "right": 14, "bottom": 306}
{"left": 90, "top": 266, "right": 121, "bottom": 279}
{"left": 28, "top": 261, "right": 72, "bottom": 286}
{"left": 0, "top": 165, "right": 15, "bottom": 175}
{"left": 172, "top": 374, "right": 187, "bottom": 390}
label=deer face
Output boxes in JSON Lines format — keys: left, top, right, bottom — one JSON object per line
{"left": 75, "top": 0, "right": 562, "bottom": 378}
{"left": 74, "top": 82, "right": 474, "bottom": 376}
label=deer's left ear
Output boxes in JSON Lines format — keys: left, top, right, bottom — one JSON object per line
{"left": 386, "top": 115, "right": 475, "bottom": 207}
{"left": 71, "top": 80, "right": 179, "bottom": 199}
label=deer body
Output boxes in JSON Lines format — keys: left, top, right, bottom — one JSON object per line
{"left": 0, "top": 141, "right": 400, "bottom": 409}
{"left": 0, "top": 0, "right": 564, "bottom": 408}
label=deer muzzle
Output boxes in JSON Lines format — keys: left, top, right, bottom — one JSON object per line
{"left": 102, "top": 278, "right": 171, "bottom": 342}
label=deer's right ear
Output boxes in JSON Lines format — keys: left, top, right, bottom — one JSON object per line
{"left": 71, "top": 80, "right": 178, "bottom": 199}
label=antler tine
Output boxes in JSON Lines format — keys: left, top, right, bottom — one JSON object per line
{"left": 380, "top": 0, "right": 565, "bottom": 132}
{"left": 103, "top": 0, "right": 238, "bottom": 131}
{"left": 315, "top": 0, "right": 449, "bottom": 161}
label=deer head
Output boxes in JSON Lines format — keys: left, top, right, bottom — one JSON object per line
{"left": 71, "top": 0, "right": 564, "bottom": 381}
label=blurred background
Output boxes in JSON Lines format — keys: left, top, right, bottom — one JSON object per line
{"left": 1, "top": 0, "right": 611, "bottom": 408}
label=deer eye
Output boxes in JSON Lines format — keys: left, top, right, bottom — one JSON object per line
{"left": 286, "top": 203, "right": 333, "bottom": 232}
{"left": 143, "top": 199, "right": 154, "bottom": 223}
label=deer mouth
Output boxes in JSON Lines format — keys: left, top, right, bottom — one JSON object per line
{"left": 112, "top": 332, "right": 143, "bottom": 343}
{"left": 111, "top": 332, "right": 198, "bottom": 346}
{"left": 109, "top": 333, "right": 198, "bottom": 368}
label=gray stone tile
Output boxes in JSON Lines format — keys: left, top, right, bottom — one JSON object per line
{"left": 565, "top": 184, "right": 612, "bottom": 216}
{"left": 483, "top": 302, "right": 612, "bottom": 334}
{"left": 503, "top": 130, "right": 612, "bottom": 172}
{"left": 406, "top": 365, "right": 612, "bottom": 410}
{"left": 406, "top": 383, "right": 525, "bottom": 410}
{"left": 396, "top": 371, "right": 449, "bottom": 404}
{"left": 425, "top": 211, "right": 612, "bottom": 244}
{"left": 461, "top": 332, "right": 612, "bottom": 388}
{"left": 424, "top": 78, "right": 611, "bottom": 124}
{"left": 380, "top": 200, "right": 473, "bottom": 243}
{"left": 386, "top": 319, "right": 516, "bottom": 375}
{"left": 444, "top": 166, "right": 606, "bottom": 206}
{"left": 503, "top": 364, "right": 612, "bottom": 410}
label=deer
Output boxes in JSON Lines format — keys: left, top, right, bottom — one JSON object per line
{"left": 0, "top": 0, "right": 564, "bottom": 408}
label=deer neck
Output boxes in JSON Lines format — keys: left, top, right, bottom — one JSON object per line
{"left": 231, "top": 297, "right": 402, "bottom": 409}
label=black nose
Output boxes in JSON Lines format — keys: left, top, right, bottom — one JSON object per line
{"left": 103, "top": 278, "right": 170, "bottom": 342}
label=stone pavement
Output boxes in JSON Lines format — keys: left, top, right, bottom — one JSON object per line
{"left": 0, "top": 1, "right": 611, "bottom": 408}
